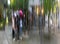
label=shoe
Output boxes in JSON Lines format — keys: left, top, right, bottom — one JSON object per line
{"left": 13, "top": 38, "right": 16, "bottom": 41}
{"left": 20, "top": 37, "right": 22, "bottom": 40}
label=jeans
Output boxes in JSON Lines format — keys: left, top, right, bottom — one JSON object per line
{"left": 20, "top": 27, "right": 22, "bottom": 36}
{"left": 14, "top": 29, "right": 18, "bottom": 39}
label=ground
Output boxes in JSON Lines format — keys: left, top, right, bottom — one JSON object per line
{"left": 0, "top": 24, "right": 60, "bottom": 44}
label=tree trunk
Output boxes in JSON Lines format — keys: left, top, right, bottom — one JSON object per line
{"left": 48, "top": 12, "right": 50, "bottom": 34}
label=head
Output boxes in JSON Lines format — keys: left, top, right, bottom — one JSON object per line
{"left": 19, "top": 9, "right": 23, "bottom": 18}
{"left": 19, "top": 10, "right": 23, "bottom": 15}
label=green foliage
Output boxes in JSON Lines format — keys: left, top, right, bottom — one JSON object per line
{"left": 0, "top": 3, "right": 4, "bottom": 22}
{"left": 11, "top": 0, "right": 23, "bottom": 9}
{"left": 43, "top": 0, "right": 55, "bottom": 15}
{"left": 10, "top": 0, "right": 28, "bottom": 10}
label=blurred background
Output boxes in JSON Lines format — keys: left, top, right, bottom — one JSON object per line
{"left": 0, "top": 0, "right": 60, "bottom": 44}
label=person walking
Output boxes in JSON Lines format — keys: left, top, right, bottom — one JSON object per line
{"left": 12, "top": 15, "right": 15, "bottom": 39}
{"left": 12, "top": 11, "right": 17, "bottom": 40}
{"left": 23, "top": 14, "right": 29, "bottom": 38}
{"left": 19, "top": 10, "right": 23, "bottom": 40}
{"left": 12, "top": 11, "right": 16, "bottom": 39}
{"left": 16, "top": 14, "right": 20, "bottom": 40}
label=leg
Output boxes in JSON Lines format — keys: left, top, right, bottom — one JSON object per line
{"left": 20, "top": 27, "right": 22, "bottom": 36}
{"left": 19, "top": 27, "right": 23, "bottom": 40}
{"left": 12, "top": 29, "right": 15, "bottom": 38}
{"left": 17, "top": 26, "right": 19, "bottom": 39}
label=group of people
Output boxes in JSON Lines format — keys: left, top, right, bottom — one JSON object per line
{"left": 12, "top": 9, "right": 26, "bottom": 40}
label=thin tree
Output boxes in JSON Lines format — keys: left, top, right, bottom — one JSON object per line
{"left": 43, "top": 0, "right": 56, "bottom": 33}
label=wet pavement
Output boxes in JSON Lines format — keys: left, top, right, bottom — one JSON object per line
{"left": 0, "top": 25, "right": 60, "bottom": 44}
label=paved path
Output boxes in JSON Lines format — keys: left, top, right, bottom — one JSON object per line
{"left": 0, "top": 31, "right": 9, "bottom": 44}
{"left": 5, "top": 25, "right": 40, "bottom": 44}
{"left": 0, "top": 25, "right": 60, "bottom": 44}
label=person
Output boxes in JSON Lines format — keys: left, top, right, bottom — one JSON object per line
{"left": 16, "top": 15, "right": 20, "bottom": 40}
{"left": 12, "top": 11, "right": 16, "bottom": 39}
{"left": 19, "top": 10, "right": 23, "bottom": 40}
{"left": 23, "top": 14, "right": 26, "bottom": 34}
{"left": 14, "top": 10, "right": 20, "bottom": 40}
{"left": 12, "top": 11, "right": 17, "bottom": 40}
{"left": 12, "top": 15, "right": 15, "bottom": 39}
{"left": 22, "top": 14, "right": 28, "bottom": 38}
